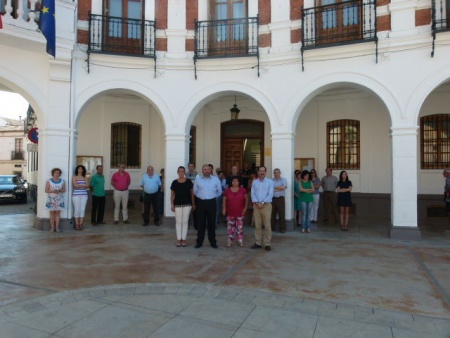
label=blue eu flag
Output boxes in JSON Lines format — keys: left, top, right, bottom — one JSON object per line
{"left": 39, "top": 0, "right": 55, "bottom": 57}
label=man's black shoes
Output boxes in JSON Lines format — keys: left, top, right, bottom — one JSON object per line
{"left": 195, "top": 244, "right": 202, "bottom": 249}
{"left": 211, "top": 244, "right": 218, "bottom": 249}
{"left": 250, "top": 243, "right": 262, "bottom": 249}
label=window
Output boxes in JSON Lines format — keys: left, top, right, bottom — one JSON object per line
{"left": 327, "top": 119, "right": 360, "bottom": 170}
{"left": 420, "top": 114, "right": 450, "bottom": 169}
{"left": 317, "top": 0, "right": 363, "bottom": 45}
{"left": 111, "top": 122, "right": 141, "bottom": 168}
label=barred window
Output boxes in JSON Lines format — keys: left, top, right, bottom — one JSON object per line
{"left": 327, "top": 119, "right": 360, "bottom": 170}
{"left": 420, "top": 114, "right": 450, "bottom": 169}
{"left": 111, "top": 122, "right": 141, "bottom": 169}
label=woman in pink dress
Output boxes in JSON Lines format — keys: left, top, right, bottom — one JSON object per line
{"left": 222, "top": 176, "right": 249, "bottom": 247}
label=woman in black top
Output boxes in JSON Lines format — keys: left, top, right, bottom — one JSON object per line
{"left": 170, "top": 166, "right": 195, "bottom": 247}
{"left": 337, "top": 170, "right": 352, "bottom": 231}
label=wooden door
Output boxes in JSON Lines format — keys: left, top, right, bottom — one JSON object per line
{"left": 104, "top": 0, "right": 144, "bottom": 53}
{"left": 317, "top": 0, "right": 362, "bottom": 45}
{"left": 221, "top": 139, "right": 243, "bottom": 177}
{"left": 210, "top": 0, "right": 247, "bottom": 55}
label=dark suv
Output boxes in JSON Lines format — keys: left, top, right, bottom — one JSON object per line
{"left": 0, "top": 175, "right": 28, "bottom": 203}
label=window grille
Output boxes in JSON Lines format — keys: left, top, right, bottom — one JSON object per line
{"left": 327, "top": 119, "right": 360, "bottom": 170}
{"left": 420, "top": 114, "right": 450, "bottom": 169}
{"left": 111, "top": 122, "right": 141, "bottom": 169}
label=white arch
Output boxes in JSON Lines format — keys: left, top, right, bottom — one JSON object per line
{"left": 0, "top": 71, "right": 46, "bottom": 126}
{"left": 178, "top": 81, "right": 279, "bottom": 134}
{"left": 287, "top": 72, "right": 400, "bottom": 130}
{"left": 74, "top": 80, "right": 172, "bottom": 128}
{"left": 407, "top": 64, "right": 450, "bottom": 124}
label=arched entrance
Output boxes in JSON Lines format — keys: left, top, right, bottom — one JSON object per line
{"left": 221, "top": 119, "right": 264, "bottom": 176}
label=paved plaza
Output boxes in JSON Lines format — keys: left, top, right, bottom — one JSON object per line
{"left": 0, "top": 206, "right": 449, "bottom": 337}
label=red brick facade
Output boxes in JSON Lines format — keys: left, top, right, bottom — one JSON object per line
{"left": 73, "top": 1, "right": 434, "bottom": 54}
{"left": 156, "top": 0, "right": 168, "bottom": 29}
{"left": 186, "top": 0, "right": 198, "bottom": 30}
{"left": 416, "top": 8, "right": 431, "bottom": 27}
{"left": 259, "top": 0, "right": 271, "bottom": 25}
{"left": 378, "top": 15, "right": 391, "bottom": 32}
{"left": 290, "top": 0, "right": 303, "bottom": 21}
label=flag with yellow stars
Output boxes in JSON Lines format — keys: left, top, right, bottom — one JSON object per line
{"left": 39, "top": 0, "right": 55, "bottom": 57}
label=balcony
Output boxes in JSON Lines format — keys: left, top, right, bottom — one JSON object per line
{"left": 88, "top": 13, "right": 156, "bottom": 57}
{"left": 302, "top": 0, "right": 377, "bottom": 49}
{"left": 195, "top": 16, "right": 259, "bottom": 59}
{"left": 11, "top": 151, "right": 24, "bottom": 160}
{"left": 1, "top": 0, "right": 40, "bottom": 30}
{"left": 432, "top": 0, "right": 450, "bottom": 32}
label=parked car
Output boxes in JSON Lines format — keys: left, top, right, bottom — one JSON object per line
{"left": 0, "top": 175, "right": 28, "bottom": 203}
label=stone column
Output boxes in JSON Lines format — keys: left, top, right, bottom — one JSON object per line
{"left": 390, "top": 126, "right": 421, "bottom": 239}
{"left": 271, "top": 131, "right": 295, "bottom": 231}
{"left": 165, "top": 132, "right": 190, "bottom": 216}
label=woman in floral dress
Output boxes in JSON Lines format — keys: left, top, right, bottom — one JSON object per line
{"left": 45, "top": 168, "right": 66, "bottom": 232}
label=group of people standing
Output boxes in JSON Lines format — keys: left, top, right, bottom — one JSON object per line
{"left": 44, "top": 163, "right": 353, "bottom": 244}
{"left": 294, "top": 167, "right": 353, "bottom": 232}
{"left": 45, "top": 164, "right": 106, "bottom": 232}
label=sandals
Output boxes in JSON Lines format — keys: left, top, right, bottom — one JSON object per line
{"left": 181, "top": 241, "right": 187, "bottom": 247}
{"left": 176, "top": 241, "right": 181, "bottom": 247}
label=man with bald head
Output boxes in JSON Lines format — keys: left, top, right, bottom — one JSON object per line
{"left": 141, "top": 165, "right": 162, "bottom": 226}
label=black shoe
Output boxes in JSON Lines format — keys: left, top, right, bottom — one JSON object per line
{"left": 265, "top": 245, "right": 271, "bottom": 252}
{"left": 91, "top": 222, "right": 97, "bottom": 226}
{"left": 211, "top": 244, "right": 218, "bottom": 249}
{"left": 154, "top": 220, "right": 161, "bottom": 226}
{"left": 250, "top": 243, "right": 262, "bottom": 249}
{"left": 142, "top": 223, "right": 149, "bottom": 226}
{"left": 123, "top": 220, "right": 130, "bottom": 224}
{"left": 195, "top": 244, "right": 202, "bottom": 249}
{"left": 98, "top": 222, "right": 106, "bottom": 225}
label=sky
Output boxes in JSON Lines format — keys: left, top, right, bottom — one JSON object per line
{"left": 0, "top": 90, "right": 29, "bottom": 120}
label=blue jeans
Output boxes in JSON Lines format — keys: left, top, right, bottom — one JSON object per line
{"left": 300, "top": 201, "right": 312, "bottom": 230}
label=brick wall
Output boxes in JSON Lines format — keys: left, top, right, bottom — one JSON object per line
{"left": 156, "top": 0, "right": 168, "bottom": 29}
{"left": 78, "top": 0, "right": 91, "bottom": 21}
{"left": 416, "top": 8, "right": 431, "bottom": 27}
{"left": 378, "top": 14, "right": 391, "bottom": 32}
{"left": 186, "top": 0, "right": 197, "bottom": 30}
{"left": 156, "top": 0, "right": 168, "bottom": 52}
{"left": 259, "top": 0, "right": 271, "bottom": 25}
{"left": 290, "top": 0, "right": 302, "bottom": 21}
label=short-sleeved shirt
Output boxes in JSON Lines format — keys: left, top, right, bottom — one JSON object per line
{"left": 321, "top": 175, "right": 338, "bottom": 192}
{"left": 223, "top": 187, "right": 248, "bottom": 218}
{"left": 170, "top": 179, "right": 193, "bottom": 206}
{"left": 111, "top": 171, "right": 131, "bottom": 191}
{"left": 90, "top": 173, "right": 105, "bottom": 197}
{"left": 141, "top": 174, "right": 161, "bottom": 194}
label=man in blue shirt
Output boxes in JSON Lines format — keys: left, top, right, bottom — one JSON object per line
{"left": 194, "top": 164, "right": 222, "bottom": 248}
{"left": 141, "top": 165, "right": 162, "bottom": 226}
{"left": 251, "top": 166, "right": 274, "bottom": 251}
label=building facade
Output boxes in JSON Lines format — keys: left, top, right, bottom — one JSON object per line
{"left": 0, "top": 116, "right": 27, "bottom": 176}
{"left": 1, "top": 0, "right": 450, "bottom": 238}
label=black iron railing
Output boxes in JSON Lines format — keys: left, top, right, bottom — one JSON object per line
{"left": 88, "top": 13, "right": 156, "bottom": 57}
{"left": 194, "top": 16, "right": 259, "bottom": 79}
{"left": 302, "top": 0, "right": 377, "bottom": 48}
{"left": 11, "top": 151, "right": 24, "bottom": 160}
{"left": 431, "top": 0, "right": 450, "bottom": 57}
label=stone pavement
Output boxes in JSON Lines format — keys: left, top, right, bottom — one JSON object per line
{"left": 0, "top": 211, "right": 449, "bottom": 337}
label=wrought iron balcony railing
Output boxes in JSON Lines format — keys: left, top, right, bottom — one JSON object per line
{"left": 432, "top": 0, "right": 450, "bottom": 32}
{"left": 302, "top": 0, "right": 377, "bottom": 49}
{"left": 88, "top": 13, "right": 156, "bottom": 58}
{"left": 195, "top": 16, "right": 259, "bottom": 58}
{"left": 432, "top": 0, "right": 450, "bottom": 56}
{"left": 11, "top": 151, "right": 24, "bottom": 160}
{"left": 194, "top": 16, "right": 259, "bottom": 78}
